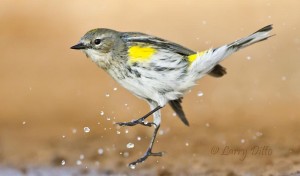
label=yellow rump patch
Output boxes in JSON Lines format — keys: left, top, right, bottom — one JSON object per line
{"left": 128, "top": 46, "right": 156, "bottom": 63}
{"left": 187, "top": 50, "right": 207, "bottom": 63}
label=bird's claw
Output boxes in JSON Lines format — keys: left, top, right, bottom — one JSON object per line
{"left": 129, "top": 150, "right": 164, "bottom": 167}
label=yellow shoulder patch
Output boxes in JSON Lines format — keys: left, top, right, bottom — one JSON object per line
{"left": 187, "top": 50, "right": 207, "bottom": 63}
{"left": 128, "top": 46, "right": 156, "bottom": 63}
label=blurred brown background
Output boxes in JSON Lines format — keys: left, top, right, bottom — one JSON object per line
{"left": 0, "top": 0, "right": 300, "bottom": 175}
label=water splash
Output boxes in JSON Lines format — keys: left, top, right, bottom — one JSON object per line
{"left": 197, "top": 91, "right": 204, "bottom": 97}
{"left": 61, "top": 160, "right": 66, "bottom": 166}
{"left": 76, "top": 160, "right": 82, "bottom": 165}
{"left": 123, "top": 152, "right": 129, "bottom": 157}
{"left": 83, "top": 127, "right": 90, "bottom": 133}
{"left": 256, "top": 132, "right": 263, "bottom": 137}
{"left": 129, "top": 164, "right": 136, "bottom": 169}
{"left": 98, "top": 148, "right": 104, "bottom": 155}
{"left": 100, "top": 111, "right": 104, "bottom": 116}
{"left": 127, "top": 143, "right": 135, "bottom": 149}
{"left": 79, "top": 154, "right": 84, "bottom": 160}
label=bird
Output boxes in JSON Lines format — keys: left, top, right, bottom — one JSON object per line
{"left": 71, "top": 25, "right": 273, "bottom": 167}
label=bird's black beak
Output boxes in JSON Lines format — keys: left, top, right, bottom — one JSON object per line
{"left": 70, "top": 42, "right": 87, "bottom": 50}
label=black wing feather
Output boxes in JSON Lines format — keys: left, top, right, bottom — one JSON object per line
{"left": 121, "top": 32, "right": 226, "bottom": 78}
{"left": 121, "top": 32, "right": 194, "bottom": 56}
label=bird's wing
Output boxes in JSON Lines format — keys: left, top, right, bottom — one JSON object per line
{"left": 121, "top": 32, "right": 195, "bottom": 56}
{"left": 121, "top": 32, "right": 226, "bottom": 77}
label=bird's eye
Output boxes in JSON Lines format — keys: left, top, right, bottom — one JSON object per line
{"left": 94, "top": 39, "right": 101, "bottom": 45}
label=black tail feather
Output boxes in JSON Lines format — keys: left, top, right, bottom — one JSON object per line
{"left": 208, "top": 64, "right": 227, "bottom": 77}
{"left": 169, "top": 99, "right": 189, "bottom": 126}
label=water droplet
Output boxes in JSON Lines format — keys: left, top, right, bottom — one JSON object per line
{"left": 137, "top": 136, "right": 141, "bottom": 141}
{"left": 72, "top": 128, "right": 77, "bottom": 134}
{"left": 83, "top": 127, "right": 90, "bottom": 133}
{"left": 127, "top": 143, "right": 135, "bottom": 149}
{"left": 185, "top": 142, "right": 189, "bottom": 146}
{"left": 79, "top": 154, "right": 84, "bottom": 160}
{"left": 98, "top": 148, "right": 104, "bottom": 155}
{"left": 22, "top": 121, "right": 26, "bottom": 125}
{"left": 197, "top": 91, "right": 204, "bottom": 97}
{"left": 100, "top": 111, "right": 104, "bottom": 116}
{"left": 241, "top": 139, "right": 245, "bottom": 143}
{"left": 116, "top": 131, "right": 121, "bottom": 134}
{"left": 106, "top": 117, "right": 111, "bottom": 121}
{"left": 105, "top": 93, "right": 110, "bottom": 97}
{"left": 62, "top": 135, "right": 66, "bottom": 138}
{"left": 172, "top": 112, "right": 177, "bottom": 117}
{"left": 125, "top": 129, "right": 129, "bottom": 134}
{"left": 113, "top": 87, "right": 118, "bottom": 91}
{"left": 123, "top": 152, "right": 129, "bottom": 157}
{"left": 205, "top": 41, "right": 211, "bottom": 45}
{"left": 76, "top": 160, "right": 82, "bottom": 165}
{"left": 61, "top": 160, "right": 66, "bottom": 166}
{"left": 205, "top": 123, "right": 210, "bottom": 127}
{"left": 256, "top": 132, "right": 263, "bottom": 137}
{"left": 129, "top": 164, "right": 136, "bottom": 169}
{"left": 246, "top": 56, "right": 252, "bottom": 60}
{"left": 124, "top": 103, "right": 128, "bottom": 107}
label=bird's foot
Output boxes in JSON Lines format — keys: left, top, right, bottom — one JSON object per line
{"left": 129, "top": 149, "right": 164, "bottom": 168}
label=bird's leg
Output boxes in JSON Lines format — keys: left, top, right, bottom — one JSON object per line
{"left": 125, "top": 101, "right": 163, "bottom": 167}
{"left": 116, "top": 106, "right": 162, "bottom": 127}
{"left": 117, "top": 100, "right": 164, "bottom": 166}
{"left": 129, "top": 124, "right": 163, "bottom": 167}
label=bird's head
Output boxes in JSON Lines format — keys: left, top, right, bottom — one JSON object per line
{"left": 71, "top": 28, "right": 124, "bottom": 67}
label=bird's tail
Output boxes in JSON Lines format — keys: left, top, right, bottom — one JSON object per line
{"left": 188, "top": 25, "right": 273, "bottom": 79}
{"left": 227, "top": 24, "right": 273, "bottom": 52}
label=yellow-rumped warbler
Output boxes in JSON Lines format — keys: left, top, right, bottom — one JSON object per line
{"left": 71, "top": 25, "right": 273, "bottom": 167}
